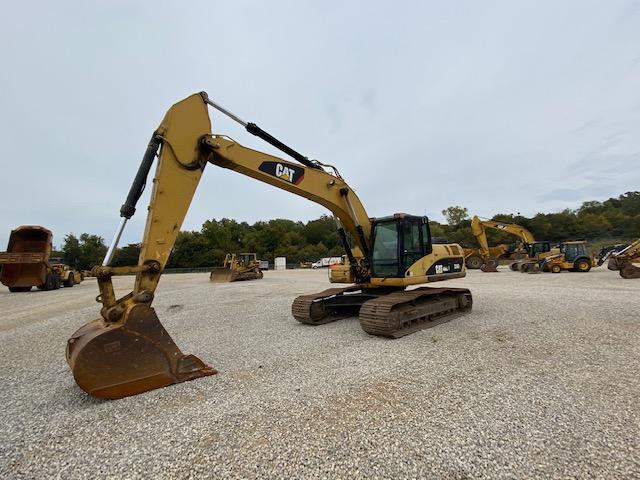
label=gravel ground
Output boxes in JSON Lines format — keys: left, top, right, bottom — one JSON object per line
{"left": 0, "top": 267, "right": 638, "bottom": 479}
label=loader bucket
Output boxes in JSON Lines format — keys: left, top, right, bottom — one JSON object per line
{"left": 66, "top": 304, "right": 216, "bottom": 399}
{"left": 607, "top": 256, "right": 621, "bottom": 271}
{"left": 620, "top": 262, "right": 640, "bottom": 279}
{"left": 209, "top": 268, "right": 236, "bottom": 283}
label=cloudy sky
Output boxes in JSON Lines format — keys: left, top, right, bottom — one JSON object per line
{"left": 1, "top": 1, "right": 639, "bottom": 248}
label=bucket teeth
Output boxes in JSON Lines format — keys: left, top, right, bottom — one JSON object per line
{"left": 66, "top": 304, "right": 216, "bottom": 399}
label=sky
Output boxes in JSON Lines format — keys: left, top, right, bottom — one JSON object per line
{"left": 1, "top": 1, "right": 639, "bottom": 249}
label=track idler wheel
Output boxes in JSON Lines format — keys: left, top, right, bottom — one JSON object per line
{"left": 66, "top": 304, "right": 216, "bottom": 399}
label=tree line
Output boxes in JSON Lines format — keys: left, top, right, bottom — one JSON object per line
{"left": 60, "top": 191, "right": 640, "bottom": 270}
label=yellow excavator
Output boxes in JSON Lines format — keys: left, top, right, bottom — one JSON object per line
{"left": 66, "top": 92, "right": 472, "bottom": 399}
{"left": 210, "top": 253, "right": 263, "bottom": 282}
{"left": 468, "top": 216, "right": 537, "bottom": 272}
{"left": 607, "top": 239, "right": 640, "bottom": 278}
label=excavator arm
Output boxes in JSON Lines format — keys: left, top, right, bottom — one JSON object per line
{"left": 112, "top": 93, "right": 370, "bottom": 299}
{"left": 471, "top": 216, "right": 535, "bottom": 246}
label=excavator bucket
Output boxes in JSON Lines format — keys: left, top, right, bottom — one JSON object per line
{"left": 607, "top": 256, "right": 621, "bottom": 271}
{"left": 209, "top": 267, "right": 237, "bottom": 283}
{"left": 66, "top": 304, "right": 216, "bottom": 399}
{"left": 620, "top": 262, "right": 640, "bottom": 279}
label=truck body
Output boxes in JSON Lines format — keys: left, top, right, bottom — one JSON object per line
{"left": 0, "top": 226, "right": 54, "bottom": 291}
{"left": 0, "top": 226, "right": 82, "bottom": 291}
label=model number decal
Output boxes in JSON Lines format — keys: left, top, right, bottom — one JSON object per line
{"left": 429, "top": 259, "right": 463, "bottom": 275}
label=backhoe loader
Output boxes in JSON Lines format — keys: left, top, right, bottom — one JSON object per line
{"left": 607, "top": 238, "right": 640, "bottom": 278}
{"left": 537, "top": 241, "right": 596, "bottom": 273}
{"left": 66, "top": 92, "right": 471, "bottom": 400}
{"left": 210, "top": 253, "right": 263, "bottom": 282}
{"left": 468, "top": 216, "right": 537, "bottom": 272}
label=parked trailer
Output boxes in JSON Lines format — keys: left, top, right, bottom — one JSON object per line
{"left": 312, "top": 257, "right": 343, "bottom": 269}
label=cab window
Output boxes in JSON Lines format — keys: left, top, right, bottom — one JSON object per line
{"left": 371, "top": 222, "right": 399, "bottom": 277}
{"left": 403, "top": 221, "right": 422, "bottom": 269}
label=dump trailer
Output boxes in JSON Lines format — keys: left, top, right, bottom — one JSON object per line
{"left": 210, "top": 253, "right": 264, "bottom": 282}
{"left": 0, "top": 226, "right": 62, "bottom": 292}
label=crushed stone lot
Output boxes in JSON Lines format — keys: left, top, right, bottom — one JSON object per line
{"left": 0, "top": 267, "right": 638, "bottom": 479}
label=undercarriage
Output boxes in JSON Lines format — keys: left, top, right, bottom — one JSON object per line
{"left": 292, "top": 285, "right": 472, "bottom": 338}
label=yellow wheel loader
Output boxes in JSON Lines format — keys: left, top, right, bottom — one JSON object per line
{"left": 607, "top": 239, "right": 640, "bottom": 278}
{"left": 210, "top": 253, "right": 263, "bottom": 282}
{"left": 66, "top": 93, "right": 472, "bottom": 399}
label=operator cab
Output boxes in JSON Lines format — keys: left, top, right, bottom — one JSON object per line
{"left": 526, "top": 241, "right": 551, "bottom": 258}
{"left": 370, "top": 214, "right": 432, "bottom": 278}
{"left": 559, "top": 241, "right": 588, "bottom": 262}
{"left": 238, "top": 253, "right": 257, "bottom": 266}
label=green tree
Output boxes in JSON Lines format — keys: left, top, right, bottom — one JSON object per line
{"left": 78, "top": 234, "right": 107, "bottom": 270}
{"left": 62, "top": 234, "right": 81, "bottom": 268}
{"left": 441, "top": 206, "right": 469, "bottom": 227}
{"left": 62, "top": 233, "right": 107, "bottom": 269}
{"left": 111, "top": 243, "right": 141, "bottom": 267}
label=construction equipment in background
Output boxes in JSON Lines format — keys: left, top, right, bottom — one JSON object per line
{"left": 537, "top": 241, "right": 597, "bottom": 273}
{"left": 66, "top": 92, "right": 471, "bottom": 399}
{"left": 467, "top": 216, "right": 537, "bottom": 272}
{"left": 210, "top": 253, "right": 264, "bottom": 282}
{"left": 464, "top": 244, "right": 511, "bottom": 270}
{"left": 51, "top": 263, "right": 84, "bottom": 286}
{"left": 0, "top": 226, "right": 82, "bottom": 291}
{"left": 597, "top": 243, "right": 628, "bottom": 266}
{"left": 607, "top": 239, "right": 640, "bottom": 278}
{"left": 299, "top": 261, "right": 313, "bottom": 268}
{"left": 312, "top": 256, "right": 343, "bottom": 269}
{"left": 510, "top": 241, "right": 554, "bottom": 272}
